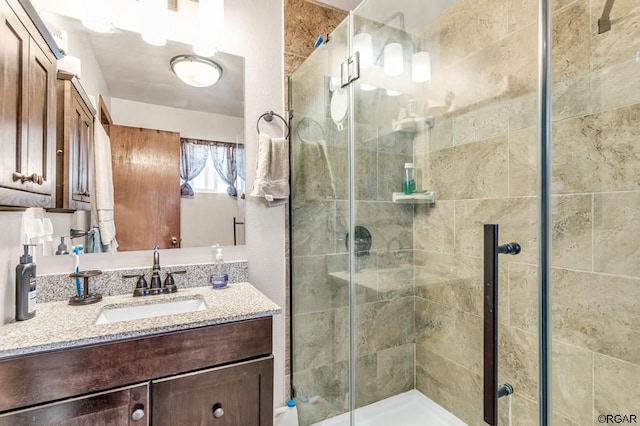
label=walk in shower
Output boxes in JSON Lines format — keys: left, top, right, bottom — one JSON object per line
{"left": 290, "top": 0, "right": 639, "bottom": 423}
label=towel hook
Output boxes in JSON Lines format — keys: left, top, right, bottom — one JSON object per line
{"left": 257, "top": 111, "right": 290, "bottom": 139}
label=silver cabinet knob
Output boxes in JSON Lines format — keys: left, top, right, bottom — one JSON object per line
{"left": 213, "top": 403, "right": 224, "bottom": 418}
{"left": 131, "top": 408, "right": 145, "bottom": 421}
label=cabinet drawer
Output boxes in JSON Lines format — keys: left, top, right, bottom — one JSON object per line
{"left": 0, "top": 383, "right": 149, "bottom": 426}
{"left": 152, "top": 356, "right": 273, "bottom": 426}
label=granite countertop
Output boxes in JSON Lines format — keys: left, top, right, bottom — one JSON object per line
{"left": 0, "top": 282, "right": 281, "bottom": 360}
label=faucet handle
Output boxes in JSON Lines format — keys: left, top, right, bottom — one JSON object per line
{"left": 163, "top": 270, "right": 186, "bottom": 293}
{"left": 123, "top": 274, "right": 149, "bottom": 297}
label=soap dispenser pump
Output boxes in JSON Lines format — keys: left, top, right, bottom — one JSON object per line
{"left": 16, "top": 244, "right": 37, "bottom": 321}
{"left": 210, "top": 245, "right": 229, "bottom": 289}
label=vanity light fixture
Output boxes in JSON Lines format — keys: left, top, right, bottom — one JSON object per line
{"left": 140, "top": 0, "right": 168, "bottom": 46}
{"left": 412, "top": 50, "right": 431, "bottom": 83}
{"left": 386, "top": 89, "right": 401, "bottom": 96}
{"left": 383, "top": 42, "right": 403, "bottom": 76}
{"left": 81, "top": 0, "right": 114, "bottom": 33}
{"left": 170, "top": 55, "right": 223, "bottom": 87}
{"left": 353, "top": 30, "right": 373, "bottom": 69}
{"left": 193, "top": 0, "right": 225, "bottom": 57}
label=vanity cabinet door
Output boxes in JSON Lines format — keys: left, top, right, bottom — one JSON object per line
{"left": 0, "top": 0, "right": 29, "bottom": 193}
{"left": 152, "top": 356, "right": 274, "bottom": 426}
{"left": 0, "top": 383, "right": 149, "bottom": 426}
{"left": 0, "top": 0, "right": 56, "bottom": 207}
{"left": 56, "top": 77, "right": 94, "bottom": 210}
{"left": 25, "top": 37, "right": 56, "bottom": 198}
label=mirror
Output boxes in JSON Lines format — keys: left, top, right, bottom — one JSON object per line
{"left": 30, "top": 1, "right": 246, "bottom": 253}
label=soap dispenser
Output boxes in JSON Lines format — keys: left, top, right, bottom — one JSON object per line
{"left": 210, "top": 245, "right": 229, "bottom": 289}
{"left": 16, "top": 244, "right": 37, "bottom": 321}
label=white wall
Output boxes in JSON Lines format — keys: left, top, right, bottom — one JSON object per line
{"left": 181, "top": 193, "right": 239, "bottom": 247}
{"left": 110, "top": 98, "right": 244, "bottom": 141}
{"left": 0, "top": 0, "right": 286, "bottom": 407}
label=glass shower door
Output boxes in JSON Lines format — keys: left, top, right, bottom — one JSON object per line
{"left": 289, "top": 16, "right": 353, "bottom": 426}
{"left": 351, "top": 0, "right": 541, "bottom": 424}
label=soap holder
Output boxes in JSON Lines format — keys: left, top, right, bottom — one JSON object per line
{"left": 69, "top": 270, "right": 103, "bottom": 306}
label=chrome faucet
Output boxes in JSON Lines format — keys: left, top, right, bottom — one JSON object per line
{"left": 122, "top": 245, "right": 186, "bottom": 296}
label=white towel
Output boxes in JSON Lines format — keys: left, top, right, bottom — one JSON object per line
{"left": 293, "top": 138, "right": 336, "bottom": 201}
{"left": 250, "top": 133, "right": 289, "bottom": 204}
{"left": 92, "top": 122, "right": 118, "bottom": 252}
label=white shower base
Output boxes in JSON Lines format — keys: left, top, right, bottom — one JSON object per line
{"left": 310, "top": 389, "right": 467, "bottom": 426}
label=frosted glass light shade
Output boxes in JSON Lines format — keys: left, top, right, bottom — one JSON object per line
{"left": 353, "top": 32, "right": 373, "bottom": 68}
{"left": 384, "top": 42, "right": 403, "bottom": 76}
{"left": 412, "top": 51, "right": 431, "bottom": 82}
{"left": 360, "top": 84, "right": 376, "bottom": 91}
{"left": 194, "top": 0, "right": 224, "bottom": 57}
{"left": 386, "top": 89, "right": 401, "bottom": 96}
{"left": 140, "top": 0, "right": 167, "bottom": 46}
{"left": 81, "top": 0, "right": 113, "bottom": 33}
{"left": 171, "top": 55, "right": 223, "bottom": 88}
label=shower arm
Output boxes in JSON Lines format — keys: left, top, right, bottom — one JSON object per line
{"left": 597, "top": 0, "right": 615, "bottom": 34}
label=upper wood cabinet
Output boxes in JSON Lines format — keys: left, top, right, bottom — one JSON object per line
{"left": 56, "top": 72, "right": 96, "bottom": 210}
{"left": 0, "top": 0, "right": 61, "bottom": 208}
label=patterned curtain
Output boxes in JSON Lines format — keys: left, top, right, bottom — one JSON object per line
{"left": 179, "top": 139, "right": 209, "bottom": 197}
{"left": 210, "top": 143, "right": 238, "bottom": 197}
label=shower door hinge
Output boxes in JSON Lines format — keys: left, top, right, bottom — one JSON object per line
{"left": 341, "top": 51, "right": 360, "bottom": 87}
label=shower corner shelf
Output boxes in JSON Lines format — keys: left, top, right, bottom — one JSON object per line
{"left": 391, "top": 117, "right": 435, "bottom": 133}
{"left": 392, "top": 191, "right": 436, "bottom": 204}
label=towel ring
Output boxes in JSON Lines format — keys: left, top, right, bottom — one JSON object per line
{"left": 295, "top": 116, "right": 325, "bottom": 143}
{"left": 257, "top": 111, "right": 290, "bottom": 139}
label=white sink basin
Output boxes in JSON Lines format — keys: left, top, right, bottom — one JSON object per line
{"left": 95, "top": 298, "right": 207, "bottom": 325}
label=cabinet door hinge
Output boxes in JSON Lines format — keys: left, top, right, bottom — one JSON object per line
{"left": 340, "top": 52, "right": 360, "bottom": 87}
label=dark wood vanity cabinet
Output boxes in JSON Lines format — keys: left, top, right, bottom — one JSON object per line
{"left": 0, "top": 0, "right": 60, "bottom": 208}
{"left": 0, "top": 318, "right": 274, "bottom": 426}
{"left": 56, "top": 73, "right": 96, "bottom": 210}
{"left": 152, "top": 357, "right": 273, "bottom": 425}
{"left": 0, "top": 383, "right": 150, "bottom": 426}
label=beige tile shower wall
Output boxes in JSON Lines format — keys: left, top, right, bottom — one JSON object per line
{"left": 413, "top": 0, "right": 640, "bottom": 424}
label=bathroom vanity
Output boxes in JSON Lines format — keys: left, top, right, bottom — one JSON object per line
{"left": 0, "top": 284, "right": 280, "bottom": 425}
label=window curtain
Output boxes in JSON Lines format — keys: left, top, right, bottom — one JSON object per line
{"left": 210, "top": 143, "right": 239, "bottom": 197}
{"left": 180, "top": 139, "right": 209, "bottom": 197}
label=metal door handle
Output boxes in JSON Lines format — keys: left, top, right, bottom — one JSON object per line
{"left": 483, "top": 224, "right": 517, "bottom": 426}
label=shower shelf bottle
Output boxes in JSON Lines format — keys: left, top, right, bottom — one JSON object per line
{"left": 210, "top": 245, "right": 229, "bottom": 289}
{"left": 404, "top": 162, "right": 416, "bottom": 195}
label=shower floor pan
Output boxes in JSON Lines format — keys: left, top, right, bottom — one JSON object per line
{"left": 311, "top": 389, "right": 467, "bottom": 426}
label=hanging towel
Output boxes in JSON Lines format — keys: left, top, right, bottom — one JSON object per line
{"left": 87, "top": 227, "right": 103, "bottom": 253}
{"left": 293, "top": 138, "right": 336, "bottom": 201}
{"left": 92, "top": 122, "right": 118, "bottom": 252}
{"left": 250, "top": 133, "right": 290, "bottom": 204}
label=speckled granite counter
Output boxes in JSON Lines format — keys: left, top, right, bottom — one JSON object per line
{"left": 0, "top": 283, "right": 280, "bottom": 360}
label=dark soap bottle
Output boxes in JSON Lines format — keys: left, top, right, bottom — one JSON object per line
{"left": 16, "top": 244, "right": 36, "bottom": 321}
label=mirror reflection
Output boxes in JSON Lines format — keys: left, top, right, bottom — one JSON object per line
{"left": 30, "top": 1, "right": 246, "bottom": 254}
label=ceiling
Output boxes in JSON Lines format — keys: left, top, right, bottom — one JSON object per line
{"left": 315, "top": 0, "right": 363, "bottom": 10}
{"left": 35, "top": 5, "right": 245, "bottom": 118}
{"left": 84, "top": 26, "right": 245, "bottom": 117}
